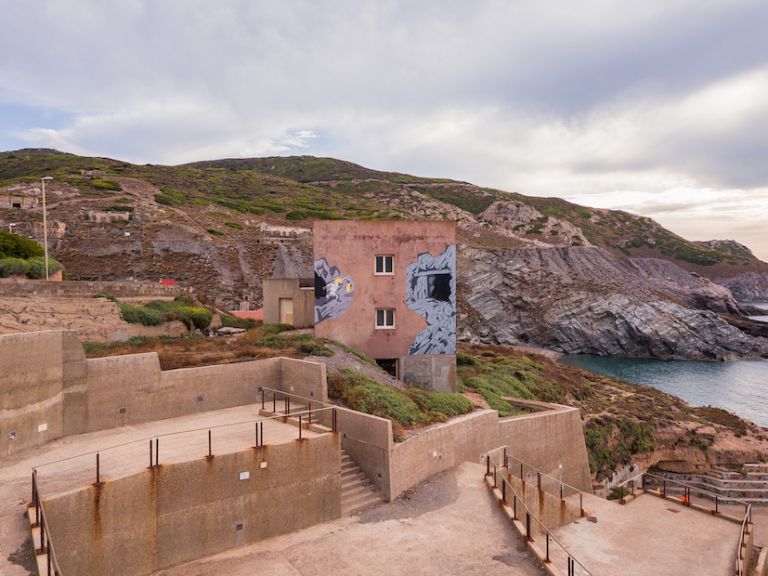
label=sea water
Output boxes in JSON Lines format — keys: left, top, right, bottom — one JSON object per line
{"left": 560, "top": 354, "right": 768, "bottom": 428}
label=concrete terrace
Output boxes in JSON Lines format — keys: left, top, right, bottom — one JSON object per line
{"left": 552, "top": 493, "right": 741, "bottom": 576}
{"left": 153, "top": 463, "right": 542, "bottom": 576}
{"left": 0, "top": 404, "right": 320, "bottom": 576}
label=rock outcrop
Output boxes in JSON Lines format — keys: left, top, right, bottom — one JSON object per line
{"left": 716, "top": 271, "right": 768, "bottom": 301}
{"left": 458, "top": 246, "right": 768, "bottom": 360}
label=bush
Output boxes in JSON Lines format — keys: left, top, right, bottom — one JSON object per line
{"left": 405, "top": 388, "right": 473, "bottom": 422}
{"left": 224, "top": 221, "right": 243, "bottom": 230}
{"left": 90, "top": 178, "right": 121, "bottom": 191}
{"left": 207, "top": 229, "right": 225, "bottom": 236}
{"left": 25, "top": 257, "right": 62, "bottom": 279}
{"left": 0, "top": 257, "right": 30, "bottom": 277}
{"left": 219, "top": 312, "right": 256, "bottom": 329}
{"left": 145, "top": 298, "right": 212, "bottom": 329}
{"left": 0, "top": 231, "right": 44, "bottom": 259}
{"left": 118, "top": 302, "right": 165, "bottom": 326}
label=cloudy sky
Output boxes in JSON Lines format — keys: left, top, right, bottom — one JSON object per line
{"left": 2, "top": 0, "right": 767, "bottom": 259}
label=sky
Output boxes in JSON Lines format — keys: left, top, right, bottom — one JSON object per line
{"left": 1, "top": 0, "right": 767, "bottom": 260}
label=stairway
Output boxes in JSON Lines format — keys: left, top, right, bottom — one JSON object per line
{"left": 341, "top": 451, "right": 382, "bottom": 515}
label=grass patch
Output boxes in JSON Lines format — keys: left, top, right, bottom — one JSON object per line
{"left": 145, "top": 297, "right": 213, "bottom": 329}
{"left": 206, "top": 228, "right": 225, "bottom": 236}
{"left": 89, "top": 178, "right": 122, "bottom": 191}
{"left": 219, "top": 312, "right": 256, "bottom": 329}
{"left": 224, "top": 221, "right": 244, "bottom": 230}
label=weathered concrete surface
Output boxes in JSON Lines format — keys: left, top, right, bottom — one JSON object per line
{"left": 551, "top": 493, "right": 741, "bottom": 576}
{"left": 153, "top": 463, "right": 542, "bottom": 576}
{"left": 0, "top": 404, "right": 326, "bottom": 576}
{"left": 44, "top": 435, "right": 341, "bottom": 576}
{"left": 262, "top": 278, "right": 314, "bottom": 328}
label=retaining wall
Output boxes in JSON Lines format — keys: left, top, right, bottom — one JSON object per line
{"left": 44, "top": 434, "right": 341, "bottom": 576}
{"left": 0, "top": 278, "right": 184, "bottom": 299}
{"left": 0, "top": 331, "right": 325, "bottom": 457}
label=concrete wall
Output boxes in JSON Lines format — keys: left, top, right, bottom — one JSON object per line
{"left": 0, "top": 278, "right": 184, "bottom": 299}
{"left": 400, "top": 354, "right": 456, "bottom": 392}
{"left": 498, "top": 406, "right": 592, "bottom": 493}
{"left": 387, "top": 406, "right": 593, "bottom": 499}
{"left": 336, "top": 407, "right": 393, "bottom": 498}
{"left": 389, "top": 410, "right": 499, "bottom": 498}
{"left": 44, "top": 434, "right": 341, "bottom": 576}
{"left": 262, "top": 278, "right": 314, "bottom": 328}
{"left": 0, "top": 331, "right": 326, "bottom": 455}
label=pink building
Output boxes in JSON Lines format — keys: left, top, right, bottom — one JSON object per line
{"left": 313, "top": 220, "right": 456, "bottom": 391}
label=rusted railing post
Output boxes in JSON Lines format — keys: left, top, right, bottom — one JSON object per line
{"left": 503, "top": 447, "right": 507, "bottom": 468}
{"left": 308, "top": 402, "right": 312, "bottom": 427}
{"left": 546, "top": 532, "right": 550, "bottom": 563}
{"left": 525, "top": 512, "right": 532, "bottom": 541}
{"left": 580, "top": 493, "right": 584, "bottom": 517}
{"left": 502, "top": 479, "right": 506, "bottom": 504}
{"left": 486, "top": 455, "right": 490, "bottom": 477}
{"left": 155, "top": 438, "right": 159, "bottom": 466}
{"left": 513, "top": 494, "right": 517, "bottom": 519}
{"left": 260, "top": 422, "right": 264, "bottom": 447}
{"left": 662, "top": 479, "right": 666, "bottom": 498}
{"left": 149, "top": 439, "right": 153, "bottom": 468}
{"left": 537, "top": 472, "right": 541, "bottom": 492}
{"left": 493, "top": 465, "right": 497, "bottom": 487}
{"left": 332, "top": 408, "right": 337, "bottom": 432}
{"left": 715, "top": 495, "right": 719, "bottom": 514}
{"left": 273, "top": 391, "right": 276, "bottom": 413}
{"left": 261, "top": 388, "right": 265, "bottom": 409}
{"left": 96, "top": 453, "right": 100, "bottom": 485}
{"left": 299, "top": 416, "right": 303, "bottom": 440}
{"left": 208, "top": 430, "right": 212, "bottom": 457}
{"left": 520, "top": 462, "right": 524, "bottom": 479}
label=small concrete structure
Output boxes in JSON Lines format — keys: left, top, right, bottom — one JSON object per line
{"left": 262, "top": 277, "right": 314, "bottom": 327}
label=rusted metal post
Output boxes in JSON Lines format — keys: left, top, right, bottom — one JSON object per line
{"left": 560, "top": 481, "right": 564, "bottom": 501}
{"left": 261, "top": 388, "right": 265, "bottom": 409}
{"left": 208, "top": 430, "right": 212, "bottom": 457}
{"left": 503, "top": 447, "right": 507, "bottom": 469}
{"left": 260, "top": 422, "right": 264, "bottom": 446}
{"left": 299, "top": 416, "right": 303, "bottom": 440}
{"left": 513, "top": 494, "right": 517, "bottom": 519}
{"left": 537, "top": 472, "right": 541, "bottom": 492}
{"left": 502, "top": 479, "right": 506, "bottom": 504}
{"left": 493, "top": 465, "right": 497, "bottom": 487}
{"left": 96, "top": 453, "right": 100, "bottom": 485}
{"left": 273, "top": 391, "right": 276, "bottom": 413}
{"left": 520, "top": 462, "right": 523, "bottom": 479}
{"left": 486, "top": 455, "right": 490, "bottom": 477}
{"left": 40, "top": 513, "right": 45, "bottom": 552}
{"left": 546, "top": 533, "right": 550, "bottom": 563}
{"left": 155, "top": 438, "right": 159, "bottom": 466}
{"left": 580, "top": 493, "right": 584, "bottom": 517}
{"left": 662, "top": 479, "right": 666, "bottom": 498}
{"left": 149, "top": 439, "right": 153, "bottom": 468}
{"left": 47, "top": 547, "right": 51, "bottom": 576}
{"left": 308, "top": 402, "right": 312, "bottom": 427}
{"left": 332, "top": 408, "right": 337, "bottom": 432}
{"left": 715, "top": 495, "right": 719, "bottom": 513}
{"left": 525, "top": 512, "right": 532, "bottom": 541}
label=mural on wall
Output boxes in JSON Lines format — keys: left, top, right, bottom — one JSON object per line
{"left": 406, "top": 244, "right": 456, "bottom": 355}
{"left": 314, "top": 257, "right": 354, "bottom": 323}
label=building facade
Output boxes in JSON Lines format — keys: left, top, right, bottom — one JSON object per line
{"left": 313, "top": 220, "right": 456, "bottom": 391}
{"left": 262, "top": 277, "right": 315, "bottom": 328}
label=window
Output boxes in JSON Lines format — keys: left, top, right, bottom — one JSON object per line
{"left": 375, "top": 308, "right": 395, "bottom": 329}
{"left": 375, "top": 255, "right": 394, "bottom": 275}
{"left": 376, "top": 359, "right": 399, "bottom": 378}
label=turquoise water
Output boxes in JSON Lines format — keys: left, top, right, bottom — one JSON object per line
{"left": 560, "top": 355, "right": 768, "bottom": 427}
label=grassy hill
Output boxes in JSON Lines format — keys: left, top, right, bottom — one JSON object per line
{"left": 1, "top": 148, "right": 765, "bottom": 284}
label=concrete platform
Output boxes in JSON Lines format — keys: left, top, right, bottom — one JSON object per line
{"left": 0, "top": 404, "right": 319, "bottom": 576}
{"left": 153, "top": 463, "right": 542, "bottom": 576}
{"left": 552, "top": 493, "right": 741, "bottom": 576}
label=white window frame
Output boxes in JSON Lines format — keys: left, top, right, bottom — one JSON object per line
{"left": 374, "top": 254, "right": 394, "bottom": 276}
{"left": 375, "top": 308, "right": 396, "bottom": 329}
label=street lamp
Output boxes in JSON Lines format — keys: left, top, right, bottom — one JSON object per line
{"left": 40, "top": 176, "right": 53, "bottom": 280}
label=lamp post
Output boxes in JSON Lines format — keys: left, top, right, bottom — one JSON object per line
{"left": 40, "top": 176, "right": 52, "bottom": 280}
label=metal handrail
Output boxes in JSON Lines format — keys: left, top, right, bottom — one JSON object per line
{"left": 616, "top": 471, "right": 752, "bottom": 576}
{"left": 32, "top": 470, "right": 64, "bottom": 575}
{"left": 496, "top": 448, "right": 589, "bottom": 499}
{"left": 33, "top": 406, "right": 336, "bottom": 471}
{"left": 486, "top": 452, "right": 596, "bottom": 575}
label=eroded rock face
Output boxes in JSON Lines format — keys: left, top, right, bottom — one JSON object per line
{"left": 716, "top": 272, "right": 768, "bottom": 301}
{"left": 479, "top": 200, "right": 590, "bottom": 248}
{"left": 458, "top": 246, "right": 768, "bottom": 360}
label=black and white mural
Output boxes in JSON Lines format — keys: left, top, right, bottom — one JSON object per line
{"left": 314, "top": 257, "right": 354, "bottom": 323}
{"left": 406, "top": 244, "right": 456, "bottom": 355}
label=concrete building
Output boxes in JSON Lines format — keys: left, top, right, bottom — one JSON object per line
{"left": 262, "top": 277, "right": 314, "bottom": 328}
{"left": 313, "top": 220, "right": 457, "bottom": 391}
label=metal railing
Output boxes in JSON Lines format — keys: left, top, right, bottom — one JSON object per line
{"left": 617, "top": 471, "right": 753, "bottom": 576}
{"left": 502, "top": 450, "right": 590, "bottom": 505}
{"left": 486, "top": 450, "right": 595, "bottom": 575}
{"left": 31, "top": 470, "right": 64, "bottom": 576}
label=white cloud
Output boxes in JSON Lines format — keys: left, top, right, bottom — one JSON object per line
{"left": 2, "top": 0, "right": 768, "bottom": 259}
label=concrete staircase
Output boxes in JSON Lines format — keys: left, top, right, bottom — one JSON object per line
{"left": 258, "top": 400, "right": 383, "bottom": 515}
{"left": 341, "top": 451, "right": 382, "bottom": 515}
{"left": 649, "top": 464, "right": 768, "bottom": 504}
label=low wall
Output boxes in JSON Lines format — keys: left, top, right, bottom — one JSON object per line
{"left": 387, "top": 405, "right": 593, "bottom": 499}
{"left": 0, "top": 331, "right": 326, "bottom": 457}
{"left": 44, "top": 435, "right": 341, "bottom": 576}
{"left": 336, "top": 407, "right": 393, "bottom": 498}
{"left": 0, "top": 278, "right": 184, "bottom": 299}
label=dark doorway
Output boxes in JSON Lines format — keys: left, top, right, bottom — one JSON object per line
{"left": 376, "top": 358, "right": 398, "bottom": 378}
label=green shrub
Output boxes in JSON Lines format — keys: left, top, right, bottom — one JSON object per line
{"left": 145, "top": 298, "right": 212, "bottom": 329}
{"left": 25, "top": 257, "right": 62, "bottom": 279}
{"left": 607, "top": 486, "right": 630, "bottom": 501}
{"left": 207, "top": 229, "right": 225, "bottom": 236}
{"left": 334, "top": 370, "right": 421, "bottom": 426}
{"left": 106, "top": 205, "right": 134, "bottom": 212}
{"left": 261, "top": 323, "right": 295, "bottom": 336}
{"left": 224, "top": 221, "right": 243, "bottom": 230}
{"left": 219, "top": 312, "right": 256, "bottom": 329}
{"left": 405, "top": 388, "right": 473, "bottom": 422}
{"left": 0, "top": 257, "right": 31, "bottom": 277}
{"left": 118, "top": 302, "right": 165, "bottom": 326}
{"left": 154, "top": 188, "right": 185, "bottom": 206}
{"left": 90, "top": 178, "right": 122, "bottom": 191}
{"left": 0, "top": 231, "right": 44, "bottom": 258}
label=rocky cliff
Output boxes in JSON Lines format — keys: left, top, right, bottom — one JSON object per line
{"left": 2, "top": 149, "right": 767, "bottom": 360}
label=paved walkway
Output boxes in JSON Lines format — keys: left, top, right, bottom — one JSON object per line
{"left": 0, "top": 404, "right": 319, "bottom": 576}
{"left": 154, "top": 463, "right": 543, "bottom": 576}
{"left": 552, "top": 493, "right": 741, "bottom": 576}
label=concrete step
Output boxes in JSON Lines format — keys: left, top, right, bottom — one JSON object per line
{"left": 342, "top": 490, "right": 381, "bottom": 514}
{"left": 342, "top": 469, "right": 367, "bottom": 482}
{"left": 343, "top": 481, "right": 375, "bottom": 499}
{"left": 339, "top": 450, "right": 382, "bottom": 515}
